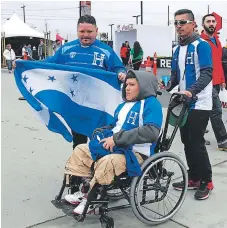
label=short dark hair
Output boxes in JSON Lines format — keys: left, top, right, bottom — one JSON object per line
{"left": 126, "top": 70, "right": 138, "bottom": 80}
{"left": 202, "top": 14, "right": 215, "bottom": 24}
{"left": 174, "top": 9, "right": 194, "bottom": 21}
{"left": 77, "top": 15, "right": 96, "bottom": 26}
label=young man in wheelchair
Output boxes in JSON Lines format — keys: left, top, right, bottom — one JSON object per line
{"left": 63, "top": 70, "right": 163, "bottom": 214}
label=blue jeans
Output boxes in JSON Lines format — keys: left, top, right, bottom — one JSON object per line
{"left": 6, "top": 60, "right": 13, "bottom": 71}
{"left": 210, "top": 85, "right": 227, "bottom": 144}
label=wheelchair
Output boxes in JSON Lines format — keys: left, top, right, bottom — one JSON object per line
{"left": 52, "top": 92, "right": 194, "bottom": 228}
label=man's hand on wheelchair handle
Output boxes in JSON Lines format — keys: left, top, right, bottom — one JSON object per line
{"left": 100, "top": 136, "right": 116, "bottom": 152}
{"left": 180, "top": 90, "right": 192, "bottom": 98}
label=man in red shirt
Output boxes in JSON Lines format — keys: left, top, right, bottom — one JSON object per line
{"left": 201, "top": 14, "right": 227, "bottom": 151}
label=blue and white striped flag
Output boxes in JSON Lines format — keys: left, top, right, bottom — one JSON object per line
{"left": 14, "top": 60, "right": 122, "bottom": 142}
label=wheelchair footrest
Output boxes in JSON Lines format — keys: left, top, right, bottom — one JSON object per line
{"left": 51, "top": 199, "right": 75, "bottom": 217}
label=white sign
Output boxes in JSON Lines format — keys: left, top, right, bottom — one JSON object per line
{"left": 160, "top": 59, "right": 171, "bottom": 68}
{"left": 116, "top": 24, "right": 135, "bottom": 33}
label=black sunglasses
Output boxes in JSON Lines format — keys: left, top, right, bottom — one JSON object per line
{"left": 174, "top": 20, "right": 193, "bottom": 26}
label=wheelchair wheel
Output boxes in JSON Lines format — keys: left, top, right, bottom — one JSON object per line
{"left": 130, "top": 152, "right": 188, "bottom": 225}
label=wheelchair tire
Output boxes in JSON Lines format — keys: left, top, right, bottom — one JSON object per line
{"left": 130, "top": 152, "right": 188, "bottom": 225}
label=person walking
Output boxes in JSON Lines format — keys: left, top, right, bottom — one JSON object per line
{"left": 125, "top": 41, "right": 131, "bottom": 65}
{"left": 38, "top": 39, "right": 45, "bottom": 60}
{"left": 167, "top": 9, "right": 214, "bottom": 200}
{"left": 3, "top": 44, "right": 16, "bottom": 73}
{"left": 200, "top": 14, "right": 227, "bottom": 150}
{"left": 120, "top": 43, "right": 128, "bottom": 66}
{"left": 129, "top": 41, "right": 143, "bottom": 70}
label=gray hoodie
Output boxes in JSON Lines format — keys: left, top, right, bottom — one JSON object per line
{"left": 113, "top": 70, "right": 161, "bottom": 147}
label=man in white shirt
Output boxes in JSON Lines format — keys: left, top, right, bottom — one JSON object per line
{"left": 3, "top": 44, "right": 16, "bottom": 73}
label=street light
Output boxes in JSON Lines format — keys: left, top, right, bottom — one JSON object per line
{"left": 132, "top": 15, "right": 141, "bottom": 25}
{"left": 108, "top": 24, "right": 114, "bottom": 41}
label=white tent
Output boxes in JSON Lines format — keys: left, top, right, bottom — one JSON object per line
{"left": 1, "top": 13, "right": 44, "bottom": 38}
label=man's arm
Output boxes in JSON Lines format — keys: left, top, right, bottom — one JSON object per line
{"left": 113, "top": 125, "right": 160, "bottom": 147}
{"left": 166, "top": 70, "right": 179, "bottom": 92}
{"left": 12, "top": 50, "right": 16, "bottom": 60}
{"left": 44, "top": 47, "right": 62, "bottom": 63}
{"left": 166, "top": 47, "right": 179, "bottom": 92}
{"left": 187, "top": 41, "right": 213, "bottom": 97}
{"left": 108, "top": 51, "right": 127, "bottom": 75}
{"left": 3, "top": 50, "right": 7, "bottom": 59}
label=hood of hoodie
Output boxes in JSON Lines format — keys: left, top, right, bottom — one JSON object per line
{"left": 122, "top": 70, "right": 158, "bottom": 101}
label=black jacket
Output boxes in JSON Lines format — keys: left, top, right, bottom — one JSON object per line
{"left": 223, "top": 47, "right": 227, "bottom": 83}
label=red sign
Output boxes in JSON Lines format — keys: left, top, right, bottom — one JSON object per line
{"left": 56, "top": 34, "right": 64, "bottom": 42}
{"left": 212, "top": 12, "right": 222, "bottom": 31}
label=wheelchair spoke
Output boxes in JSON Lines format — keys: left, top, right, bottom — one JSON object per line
{"left": 131, "top": 154, "right": 188, "bottom": 224}
{"left": 164, "top": 199, "right": 171, "bottom": 215}
{"left": 166, "top": 190, "right": 181, "bottom": 199}
{"left": 157, "top": 196, "right": 160, "bottom": 219}
{"left": 162, "top": 198, "right": 166, "bottom": 216}
{"left": 166, "top": 194, "right": 177, "bottom": 206}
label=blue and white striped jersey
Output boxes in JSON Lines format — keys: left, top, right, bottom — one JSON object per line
{"left": 112, "top": 97, "right": 163, "bottom": 156}
{"left": 45, "top": 39, "right": 126, "bottom": 75}
{"left": 172, "top": 38, "right": 213, "bottom": 110}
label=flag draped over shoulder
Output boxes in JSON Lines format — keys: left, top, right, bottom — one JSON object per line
{"left": 14, "top": 60, "right": 122, "bottom": 142}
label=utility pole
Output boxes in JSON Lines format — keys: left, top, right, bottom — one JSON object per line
{"left": 208, "top": 5, "right": 210, "bottom": 14}
{"left": 140, "top": 1, "right": 143, "bottom": 24}
{"left": 132, "top": 15, "right": 141, "bottom": 25}
{"left": 108, "top": 24, "right": 114, "bottom": 41}
{"left": 44, "top": 20, "right": 49, "bottom": 57}
{"left": 21, "top": 4, "right": 26, "bottom": 23}
{"left": 167, "top": 5, "right": 170, "bottom": 26}
{"left": 45, "top": 20, "right": 48, "bottom": 35}
{"left": 79, "top": 1, "right": 82, "bottom": 17}
{"left": 79, "top": 1, "right": 91, "bottom": 17}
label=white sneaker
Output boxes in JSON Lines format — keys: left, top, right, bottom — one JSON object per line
{"left": 64, "top": 191, "right": 85, "bottom": 205}
{"left": 73, "top": 198, "right": 95, "bottom": 215}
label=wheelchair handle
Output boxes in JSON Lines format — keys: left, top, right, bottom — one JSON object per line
{"left": 171, "top": 92, "right": 197, "bottom": 104}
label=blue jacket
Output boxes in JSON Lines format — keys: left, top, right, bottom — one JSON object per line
{"left": 45, "top": 39, "right": 126, "bottom": 75}
{"left": 89, "top": 129, "right": 142, "bottom": 176}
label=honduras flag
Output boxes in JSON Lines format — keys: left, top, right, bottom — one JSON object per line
{"left": 14, "top": 60, "right": 122, "bottom": 142}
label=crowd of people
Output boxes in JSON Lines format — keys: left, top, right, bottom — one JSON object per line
{"left": 3, "top": 38, "right": 65, "bottom": 72}
{"left": 3, "top": 10, "right": 227, "bottom": 214}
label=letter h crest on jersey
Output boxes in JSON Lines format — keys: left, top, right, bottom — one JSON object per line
{"left": 186, "top": 52, "right": 194, "bottom": 64}
{"left": 127, "top": 111, "right": 139, "bottom": 125}
{"left": 92, "top": 52, "right": 105, "bottom": 67}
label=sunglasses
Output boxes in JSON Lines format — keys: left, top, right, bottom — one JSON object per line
{"left": 174, "top": 20, "right": 193, "bottom": 26}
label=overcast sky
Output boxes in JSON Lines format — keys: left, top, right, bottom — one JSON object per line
{"left": 1, "top": 0, "right": 227, "bottom": 43}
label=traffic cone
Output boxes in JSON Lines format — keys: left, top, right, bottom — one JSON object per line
{"left": 153, "top": 52, "right": 157, "bottom": 76}
{"left": 146, "top": 56, "right": 152, "bottom": 72}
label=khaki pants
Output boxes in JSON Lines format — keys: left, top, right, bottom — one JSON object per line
{"left": 65, "top": 144, "right": 143, "bottom": 188}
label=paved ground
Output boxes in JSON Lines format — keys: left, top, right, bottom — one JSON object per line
{"left": 1, "top": 68, "right": 227, "bottom": 228}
